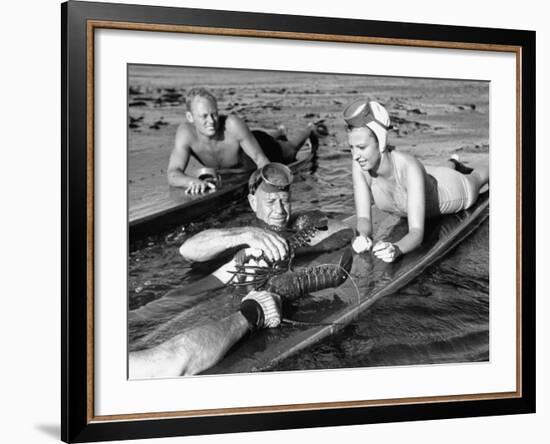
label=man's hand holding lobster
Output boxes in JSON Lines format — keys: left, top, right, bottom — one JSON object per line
{"left": 240, "top": 227, "right": 289, "bottom": 263}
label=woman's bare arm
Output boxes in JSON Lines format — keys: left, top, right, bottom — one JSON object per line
{"left": 395, "top": 157, "right": 426, "bottom": 254}
{"left": 352, "top": 160, "right": 373, "bottom": 238}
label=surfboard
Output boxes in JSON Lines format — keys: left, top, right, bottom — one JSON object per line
{"left": 129, "top": 150, "right": 315, "bottom": 242}
{"left": 202, "top": 191, "right": 489, "bottom": 375}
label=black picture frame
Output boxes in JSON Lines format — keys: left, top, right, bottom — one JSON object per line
{"left": 61, "top": 1, "right": 536, "bottom": 442}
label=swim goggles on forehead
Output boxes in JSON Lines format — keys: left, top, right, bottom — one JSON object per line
{"left": 343, "top": 99, "right": 390, "bottom": 130}
{"left": 249, "top": 162, "right": 293, "bottom": 194}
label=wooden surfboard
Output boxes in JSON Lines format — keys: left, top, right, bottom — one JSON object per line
{"left": 203, "top": 191, "right": 489, "bottom": 374}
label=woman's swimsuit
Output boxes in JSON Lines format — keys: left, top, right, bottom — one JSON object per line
{"left": 369, "top": 153, "right": 479, "bottom": 218}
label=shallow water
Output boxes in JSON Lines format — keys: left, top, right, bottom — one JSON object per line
{"left": 128, "top": 66, "right": 489, "bottom": 371}
{"left": 274, "top": 220, "right": 489, "bottom": 370}
{"left": 128, "top": 167, "right": 489, "bottom": 369}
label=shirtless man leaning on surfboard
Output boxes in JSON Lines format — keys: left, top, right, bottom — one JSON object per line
{"left": 167, "top": 88, "right": 319, "bottom": 194}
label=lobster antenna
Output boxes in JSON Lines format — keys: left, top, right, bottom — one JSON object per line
{"left": 321, "top": 262, "right": 361, "bottom": 307}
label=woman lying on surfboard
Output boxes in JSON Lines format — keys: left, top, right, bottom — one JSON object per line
{"left": 343, "top": 99, "right": 489, "bottom": 263}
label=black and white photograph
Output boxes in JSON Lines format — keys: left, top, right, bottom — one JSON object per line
{"left": 55, "top": 1, "right": 537, "bottom": 442}
{"left": 1, "top": 0, "right": 544, "bottom": 440}
{"left": 127, "top": 65, "right": 490, "bottom": 379}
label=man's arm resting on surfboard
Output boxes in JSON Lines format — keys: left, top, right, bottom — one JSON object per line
{"left": 227, "top": 114, "right": 270, "bottom": 168}
{"left": 179, "top": 226, "right": 288, "bottom": 263}
{"left": 167, "top": 125, "right": 216, "bottom": 192}
{"left": 128, "top": 291, "right": 281, "bottom": 377}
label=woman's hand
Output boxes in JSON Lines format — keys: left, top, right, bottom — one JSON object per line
{"left": 372, "top": 241, "right": 402, "bottom": 263}
{"left": 352, "top": 235, "right": 373, "bottom": 253}
{"left": 353, "top": 216, "right": 373, "bottom": 253}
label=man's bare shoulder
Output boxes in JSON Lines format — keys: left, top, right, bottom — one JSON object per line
{"left": 224, "top": 114, "right": 249, "bottom": 139}
{"left": 174, "top": 121, "right": 198, "bottom": 144}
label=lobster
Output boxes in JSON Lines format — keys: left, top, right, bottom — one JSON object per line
{"left": 226, "top": 211, "right": 329, "bottom": 289}
{"left": 226, "top": 212, "right": 353, "bottom": 299}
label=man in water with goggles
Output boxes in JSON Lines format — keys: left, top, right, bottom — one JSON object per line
{"left": 178, "top": 162, "right": 352, "bottom": 265}
{"left": 129, "top": 163, "right": 352, "bottom": 377}
{"left": 167, "top": 88, "right": 320, "bottom": 195}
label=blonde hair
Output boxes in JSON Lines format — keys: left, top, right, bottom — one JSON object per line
{"left": 185, "top": 88, "right": 217, "bottom": 112}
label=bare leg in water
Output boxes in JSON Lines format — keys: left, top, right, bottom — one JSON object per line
{"left": 446, "top": 155, "right": 489, "bottom": 189}
{"left": 264, "top": 122, "right": 320, "bottom": 162}
{"left": 470, "top": 165, "right": 490, "bottom": 190}
{"left": 444, "top": 156, "right": 490, "bottom": 206}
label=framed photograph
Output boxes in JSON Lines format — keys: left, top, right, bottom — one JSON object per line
{"left": 62, "top": 1, "right": 535, "bottom": 442}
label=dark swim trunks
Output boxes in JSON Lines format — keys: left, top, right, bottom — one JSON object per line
{"left": 252, "top": 130, "right": 285, "bottom": 163}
